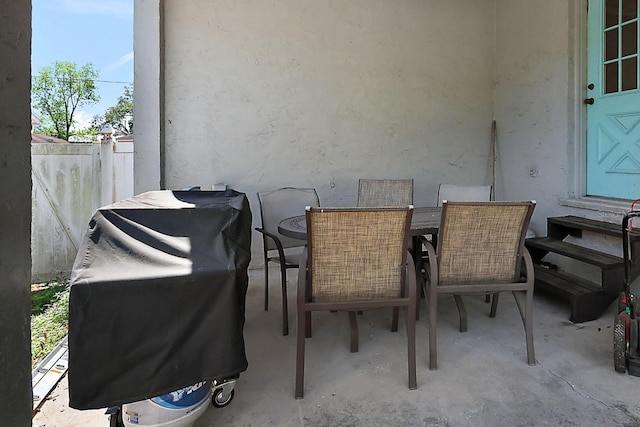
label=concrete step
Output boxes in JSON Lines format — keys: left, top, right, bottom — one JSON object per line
{"left": 532, "top": 265, "right": 616, "bottom": 323}
{"left": 525, "top": 237, "right": 624, "bottom": 270}
{"left": 547, "top": 215, "right": 638, "bottom": 239}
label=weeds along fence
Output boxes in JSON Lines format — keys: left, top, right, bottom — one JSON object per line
{"left": 31, "top": 139, "right": 133, "bottom": 282}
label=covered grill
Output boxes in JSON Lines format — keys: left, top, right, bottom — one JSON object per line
{"left": 67, "top": 189, "right": 251, "bottom": 410}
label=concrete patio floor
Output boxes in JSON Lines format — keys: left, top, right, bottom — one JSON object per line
{"left": 34, "top": 266, "right": 640, "bottom": 427}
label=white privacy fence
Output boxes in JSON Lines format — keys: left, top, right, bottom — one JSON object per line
{"left": 31, "top": 139, "right": 134, "bottom": 282}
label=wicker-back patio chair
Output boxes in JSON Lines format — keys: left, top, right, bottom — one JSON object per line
{"left": 255, "top": 187, "right": 320, "bottom": 336}
{"left": 295, "top": 206, "right": 417, "bottom": 399}
{"left": 357, "top": 178, "right": 414, "bottom": 207}
{"left": 358, "top": 179, "right": 414, "bottom": 330}
{"left": 433, "top": 184, "right": 494, "bottom": 308}
{"left": 422, "top": 201, "right": 536, "bottom": 370}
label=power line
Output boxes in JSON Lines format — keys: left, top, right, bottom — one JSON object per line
{"left": 30, "top": 77, "right": 132, "bottom": 84}
{"left": 95, "top": 79, "right": 132, "bottom": 84}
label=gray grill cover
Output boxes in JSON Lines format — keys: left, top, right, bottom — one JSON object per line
{"left": 68, "top": 190, "right": 251, "bottom": 410}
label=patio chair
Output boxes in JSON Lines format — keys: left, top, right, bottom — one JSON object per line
{"left": 358, "top": 178, "right": 414, "bottom": 330}
{"left": 357, "top": 178, "right": 414, "bottom": 207}
{"left": 422, "top": 201, "right": 536, "bottom": 370}
{"left": 255, "top": 187, "right": 320, "bottom": 336}
{"left": 436, "top": 184, "right": 492, "bottom": 206}
{"left": 295, "top": 206, "right": 417, "bottom": 398}
{"left": 433, "top": 184, "right": 494, "bottom": 307}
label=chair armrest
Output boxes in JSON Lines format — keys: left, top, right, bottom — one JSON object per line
{"left": 406, "top": 250, "right": 417, "bottom": 300}
{"left": 420, "top": 237, "right": 438, "bottom": 287}
{"left": 297, "top": 246, "right": 309, "bottom": 304}
{"left": 521, "top": 247, "right": 534, "bottom": 286}
{"left": 418, "top": 235, "right": 431, "bottom": 248}
{"left": 255, "top": 227, "right": 288, "bottom": 262}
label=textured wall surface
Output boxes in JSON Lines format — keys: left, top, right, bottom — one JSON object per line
{"left": 133, "top": 0, "right": 162, "bottom": 193}
{"left": 160, "top": 0, "right": 495, "bottom": 210}
{"left": 0, "top": 0, "right": 34, "bottom": 424}
{"left": 135, "top": 1, "right": 619, "bottom": 261}
{"left": 494, "top": 0, "right": 574, "bottom": 237}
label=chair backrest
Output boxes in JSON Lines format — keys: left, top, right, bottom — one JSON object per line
{"left": 357, "top": 179, "right": 413, "bottom": 207}
{"left": 306, "top": 206, "right": 413, "bottom": 302}
{"left": 257, "top": 187, "right": 320, "bottom": 250}
{"left": 436, "top": 201, "right": 535, "bottom": 286}
{"left": 437, "top": 184, "right": 492, "bottom": 207}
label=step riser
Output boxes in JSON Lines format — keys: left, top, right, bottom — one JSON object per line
{"left": 533, "top": 267, "right": 618, "bottom": 323}
{"left": 526, "top": 215, "right": 635, "bottom": 323}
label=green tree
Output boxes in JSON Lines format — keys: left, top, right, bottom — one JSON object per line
{"left": 32, "top": 61, "right": 100, "bottom": 140}
{"left": 92, "top": 85, "right": 133, "bottom": 135}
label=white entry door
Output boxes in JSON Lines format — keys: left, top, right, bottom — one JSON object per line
{"left": 587, "top": 0, "right": 640, "bottom": 199}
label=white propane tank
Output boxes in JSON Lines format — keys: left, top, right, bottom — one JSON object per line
{"left": 122, "top": 381, "right": 211, "bottom": 427}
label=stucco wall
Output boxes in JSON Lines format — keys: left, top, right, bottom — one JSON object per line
{"left": 494, "top": 0, "right": 577, "bottom": 237}
{"left": 133, "top": 0, "right": 162, "bottom": 194}
{"left": 0, "top": 0, "right": 34, "bottom": 424}
{"left": 135, "top": 1, "right": 620, "bottom": 262}
{"left": 494, "top": 0, "right": 626, "bottom": 266}
{"left": 158, "top": 1, "right": 495, "bottom": 217}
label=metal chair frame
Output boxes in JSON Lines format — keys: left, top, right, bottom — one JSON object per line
{"left": 422, "top": 201, "right": 536, "bottom": 370}
{"left": 255, "top": 187, "right": 320, "bottom": 336}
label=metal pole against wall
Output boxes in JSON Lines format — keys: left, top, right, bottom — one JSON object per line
{"left": 491, "top": 120, "right": 497, "bottom": 201}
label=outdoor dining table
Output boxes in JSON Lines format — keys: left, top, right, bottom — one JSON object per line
{"left": 278, "top": 206, "right": 442, "bottom": 281}
{"left": 278, "top": 206, "right": 442, "bottom": 318}
{"left": 277, "top": 206, "right": 441, "bottom": 241}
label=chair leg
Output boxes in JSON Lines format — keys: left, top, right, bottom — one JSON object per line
{"left": 391, "top": 307, "right": 399, "bottom": 332}
{"left": 264, "top": 259, "right": 269, "bottom": 311}
{"left": 428, "top": 292, "right": 438, "bottom": 370}
{"left": 280, "top": 266, "right": 289, "bottom": 336}
{"left": 349, "top": 311, "right": 359, "bottom": 353}
{"left": 523, "top": 290, "right": 535, "bottom": 365}
{"left": 489, "top": 292, "right": 499, "bottom": 318}
{"left": 412, "top": 237, "right": 423, "bottom": 321}
{"left": 406, "top": 303, "right": 417, "bottom": 390}
{"left": 453, "top": 295, "right": 467, "bottom": 332}
{"left": 513, "top": 291, "right": 535, "bottom": 365}
{"left": 295, "top": 307, "right": 306, "bottom": 399}
{"left": 305, "top": 312, "right": 312, "bottom": 338}
{"left": 415, "top": 263, "right": 424, "bottom": 321}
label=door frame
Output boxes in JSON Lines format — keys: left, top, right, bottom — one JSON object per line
{"left": 569, "top": 0, "right": 588, "bottom": 201}
{"left": 565, "top": 0, "right": 633, "bottom": 212}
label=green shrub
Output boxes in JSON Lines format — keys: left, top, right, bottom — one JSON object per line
{"left": 31, "top": 282, "right": 70, "bottom": 368}
{"left": 32, "top": 283, "right": 68, "bottom": 315}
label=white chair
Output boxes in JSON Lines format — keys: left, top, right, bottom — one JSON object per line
{"left": 437, "top": 184, "right": 492, "bottom": 206}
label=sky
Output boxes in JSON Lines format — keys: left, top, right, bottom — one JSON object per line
{"left": 31, "top": 0, "right": 133, "bottom": 129}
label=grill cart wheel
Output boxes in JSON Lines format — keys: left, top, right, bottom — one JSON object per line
{"left": 109, "top": 408, "right": 124, "bottom": 427}
{"left": 212, "top": 388, "right": 235, "bottom": 408}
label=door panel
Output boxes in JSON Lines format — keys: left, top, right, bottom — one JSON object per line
{"left": 587, "top": 0, "right": 640, "bottom": 199}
